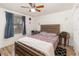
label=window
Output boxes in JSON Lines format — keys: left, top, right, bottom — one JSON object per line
{"left": 13, "top": 15, "right": 23, "bottom": 34}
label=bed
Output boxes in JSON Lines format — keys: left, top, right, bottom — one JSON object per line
{"left": 15, "top": 24, "right": 60, "bottom": 56}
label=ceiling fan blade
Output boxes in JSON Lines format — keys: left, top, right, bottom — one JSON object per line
{"left": 36, "top": 5, "right": 44, "bottom": 8}
{"left": 35, "top": 9, "right": 41, "bottom": 12}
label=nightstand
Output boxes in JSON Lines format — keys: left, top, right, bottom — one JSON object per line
{"left": 59, "top": 32, "right": 70, "bottom": 46}
{"left": 31, "top": 30, "right": 40, "bottom": 35}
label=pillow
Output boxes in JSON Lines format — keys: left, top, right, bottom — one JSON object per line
{"left": 46, "top": 33, "right": 57, "bottom": 36}
{"left": 39, "top": 32, "right": 47, "bottom": 35}
{"left": 40, "top": 32, "right": 57, "bottom": 37}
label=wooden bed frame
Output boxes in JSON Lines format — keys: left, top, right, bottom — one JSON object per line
{"left": 15, "top": 24, "right": 60, "bottom": 56}
{"left": 41, "top": 24, "right": 60, "bottom": 34}
{"left": 15, "top": 42, "right": 45, "bottom": 56}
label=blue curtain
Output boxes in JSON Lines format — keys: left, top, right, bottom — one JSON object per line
{"left": 4, "top": 12, "right": 14, "bottom": 38}
{"left": 22, "top": 16, "right": 26, "bottom": 35}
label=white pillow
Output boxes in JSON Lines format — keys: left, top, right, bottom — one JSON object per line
{"left": 47, "top": 33, "right": 57, "bottom": 36}
{"left": 40, "top": 32, "right": 57, "bottom": 36}
{"left": 40, "top": 32, "right": 47, "bottom": 35}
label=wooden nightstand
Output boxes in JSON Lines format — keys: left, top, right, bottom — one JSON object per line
{"left": 31, "top": 30, "right": 40, "bottom": 35}
{"left": 59, "top": 32, "right": 70, "bottom": 46}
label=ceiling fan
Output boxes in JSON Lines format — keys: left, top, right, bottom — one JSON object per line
{"left": 21, "top": 3, "right": 44, "bottom": 12}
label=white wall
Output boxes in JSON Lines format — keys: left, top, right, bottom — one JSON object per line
{"left": 73, "top": 7, "right": 79, "bottom": 55}
{"left": 26, "top": 16, "right": 34, "bottom": 35}
{"left": 0, "top": 8, "right": 6, "bottom": 48}
{"left": 33, "top": 10, "right": 73, "bottom": 46}
{"left": 0, "top": 7, "right": 34, "bottom": 48}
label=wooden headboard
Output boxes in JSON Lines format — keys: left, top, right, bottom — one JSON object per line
{"left": 41, "top": 24, "right": 60, "bottom": 34}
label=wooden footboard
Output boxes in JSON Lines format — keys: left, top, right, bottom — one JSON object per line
{"left": 15, "top": 42, "right": 46, "bottom": 56}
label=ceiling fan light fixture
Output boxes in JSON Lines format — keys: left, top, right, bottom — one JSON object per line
{"left": 31, "top": 8, "right": 36, "bottom": 12}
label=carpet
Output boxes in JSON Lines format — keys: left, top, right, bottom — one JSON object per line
{"left": 55, "top": 47, "right": 66, "bottom": 56}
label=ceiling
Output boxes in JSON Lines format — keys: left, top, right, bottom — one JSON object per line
{"left": 0, "top": 3, "right": 74, "bottom": 17}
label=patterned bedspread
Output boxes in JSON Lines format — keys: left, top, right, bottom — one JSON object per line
{"left": 27, "top": 32, "right": 59, "bottom": 49}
